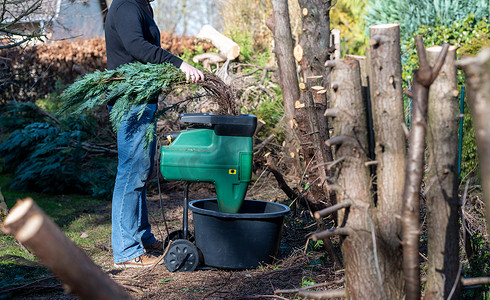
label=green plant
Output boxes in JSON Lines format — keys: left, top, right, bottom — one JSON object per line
{"left": 246, "top": 94, "right": 285, "bottom": 142}
{"left": 301, "top": 276, "right": 316, "bottom": 288}
{"left": 60, "top": 62, "right": 185, "bottom": 143}
{"left": 330, "top": 0, "right": 369, "bottom": 56}
{"left": 34, "top": 80, "right": 67, "bottom": 112}
{"left": 0, "top": 101, "right": 117, "bottom": 199}
{"left": 218, "top": 0, "right": 273, "bottom": 64}
{"left": 462, "top": 234, "right": 490, "bottom": 299}
{"left": 59, "top": 62, "right": 237, "bottom": 146}
{"left": 365, "top": 0, "right": 489, "bottom": 39}
{"left": 401, "top": 15, "right": 490, "bottom": 180}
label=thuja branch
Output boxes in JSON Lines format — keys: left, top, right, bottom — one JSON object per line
{"left": 59, "top": 62, "right": 238, "bottom": 144}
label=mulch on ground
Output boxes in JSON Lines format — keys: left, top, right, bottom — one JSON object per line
{"left": 106, "top": 180, "right": 341, "bottom": 300}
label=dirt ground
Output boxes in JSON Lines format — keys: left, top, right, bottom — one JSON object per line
{"left": 2, "top": 176, "right": 341, "bottom": 300}
{"left": 102, "top": 178, "right": 341, "bottom": 300}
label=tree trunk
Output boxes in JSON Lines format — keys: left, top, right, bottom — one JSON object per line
{"left": 345, "top": 55, "right": 376, "bottom": 170}
{"left": 268, "top": 0, "right": 302, "bottom": 175}
{"left": 327, "top": 59, "right": 382, "bottom": 299}
{"left": 425, "top": 45, "right": 461, "bottom": 300}
{"left": 1, "top": 198, "right": 132, "bottom": 300}
{"left": 401, "top": 37, "right": 449, "bottom": 300}
{"left": 294, "top": 0, "right": 333, "bottom": 210}
{"left": 368, "top": 24, "right": 406, "bottom": 249}
{"left": 367, "top": 24, "right": 406, "bottom": 299}
{"left": 457, "top": 48, "right": 490, "bottom": 232}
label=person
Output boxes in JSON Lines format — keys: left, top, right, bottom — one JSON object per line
{"left": 104, "top": 0, "right": 204, "bottom": 268}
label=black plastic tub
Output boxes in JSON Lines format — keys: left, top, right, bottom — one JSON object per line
{"left": 188, "top": 199, "right": 290, "bottom": 269}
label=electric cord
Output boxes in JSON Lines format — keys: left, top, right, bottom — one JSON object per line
{"left": 156, "top": 135, "right": 171, "bottom": 238}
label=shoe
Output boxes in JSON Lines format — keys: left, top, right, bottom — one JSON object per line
{"left": 144, "top": 240, "right": 164, "bottom": 253}
{"left": 114, "top": 253, "right": 162, "bottom": 268}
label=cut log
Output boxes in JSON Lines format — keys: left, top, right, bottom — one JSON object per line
{"left": 196, "top": 25, "right": 240, "bottom": 60}
{"left": 425, "top": 45, "right": 460, "bottom": 300}
{"left": 1, "top": 198, "right": 132, "bottom": 300}
{"left": 329, "top": 59, "right": 383, "bottom": 299}
{"left": 192, "top": 52, "right": 226, "bottom": 63}
{"left": 192, "top": 52, "right": 227, "bottom": 70}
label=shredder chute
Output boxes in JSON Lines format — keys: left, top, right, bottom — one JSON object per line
{"left": 160, "top": 113, "right": 257, "bottom": 213}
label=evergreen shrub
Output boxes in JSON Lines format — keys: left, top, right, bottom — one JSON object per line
{"left": 365, "top": 0, "right": 489, "bottom": 39}
{"left": 402, "top": 15, "right": 490, "bottom": 181}
{"left": 0, "top": 101, "right": 117, "bottom": 199}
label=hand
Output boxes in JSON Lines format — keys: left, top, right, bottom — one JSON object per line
{"left": 179, "top": 62, "right": 204, "bottom": 83}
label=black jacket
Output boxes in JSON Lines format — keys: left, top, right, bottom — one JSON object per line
{"left": 105, "top": 0, "right": 183, "bottom": 70}
{"left": 105, "top": 0, "right": 183, "bottom": 104}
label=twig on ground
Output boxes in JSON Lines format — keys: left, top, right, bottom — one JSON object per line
{"left": 120, "top": 283, "right": 145, "bottom": 294}
{"left": 246, "top": 295, "right": 290, "bottom": 300}
{"left": 461, "top": 277, "right": 490, "bottom": 286}
{"left": 275, "top": 278, "right": 345, "bottom": 295}
{"left": 0, "top": 275, "right": 61, "bottom": 296}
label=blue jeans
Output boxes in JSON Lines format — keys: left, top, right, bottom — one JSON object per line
{"left": 109, "top": 104, "right": 158, "bottom": 263}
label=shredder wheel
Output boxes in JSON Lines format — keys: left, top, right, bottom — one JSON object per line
{"left": 164, "top": 229, "right": 194, "bottom": 248}
{"left": 164, "top": 239, "right": 199, "bottom": 272}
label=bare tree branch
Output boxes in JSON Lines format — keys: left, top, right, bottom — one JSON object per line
{"left": 401, "top": 37, "right": 450, "bottom": 300}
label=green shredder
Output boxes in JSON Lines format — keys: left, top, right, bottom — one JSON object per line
{"left": 160, "top": 113, "right": 257, "bottom": 213}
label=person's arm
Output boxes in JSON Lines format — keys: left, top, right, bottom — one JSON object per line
{"left": 114, "top": 2, "right": 204, "bottom": 83}
{"left": 113, "top": 2, "right": 182, "bottom": 67}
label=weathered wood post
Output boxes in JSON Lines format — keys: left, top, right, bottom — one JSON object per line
{"left": 425, "top": 45, "right": 461, "bottom": 299}
{"left": 316, "top": 58, "right": 409, "bottom": 298}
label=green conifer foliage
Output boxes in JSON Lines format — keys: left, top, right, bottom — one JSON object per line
{"left": 60, "top": 62, "right": 185, "bottom": 141}
{"left": 60, "top": 62, "right": 236, "bottom": 145}
{"left": 0, "top": 102, "right": 117, "bottom": 198}
{"left": 364, "top": 0, "right": 489, "bottom": 38}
